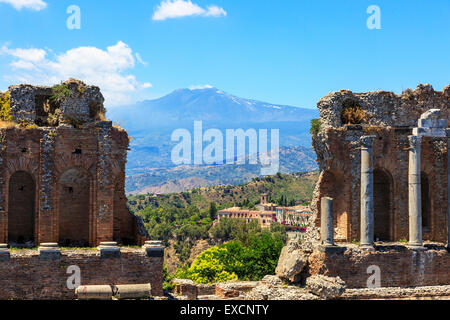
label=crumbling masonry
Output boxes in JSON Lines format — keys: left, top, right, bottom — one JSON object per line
{"left": 312, "top": 84, "right": 450, "bottom": 245}
{"left": 0, "top": 79, "right": 148, "bottom": 247}
{"left": 303, "top": 84, "right": 450, "bottom": 288}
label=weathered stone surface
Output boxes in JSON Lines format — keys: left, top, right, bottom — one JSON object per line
{"left": 197, "top": 283, "right": 216, "bottom": 295}
{"left": 275, "top": 241, "right": 308, "bottom": 283}
{"left": 8, "top": 79, "right": 105, "bottom": 126}
{"left": 172, "top": 279, "right": 198, "bottom": 300}
{"left": 260, "top": 275, "right": 285, "bottom": 287}
{"left": 306, "top": 275, "right": 346, "bottom": 299}
{"left": 215, "top": 282, "right": 258, "bottom": 298}
{"left": 244, "top": 284, "right": 319, "bottom": 301}
{"left": 341, "top": 285, "right": 450, "bottom": 300}
{"left": 9, "top": 84, "right": 36, "bottom": 123}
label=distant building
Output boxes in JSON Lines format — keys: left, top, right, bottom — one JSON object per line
{"left": 217, "top": 194, "right": 311, "bottom": 229}
{"left": 275, "top": 205, "right": 312, "bottom": 226}
{"left": 218, "top": 207, "right": 275, "bottom": 229}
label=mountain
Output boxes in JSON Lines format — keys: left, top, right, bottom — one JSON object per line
{"left": 107, "top": 87, "right": 319, "bottom": 193}
{"left": 108, "top": 87, "right": 318, "bottom": 130}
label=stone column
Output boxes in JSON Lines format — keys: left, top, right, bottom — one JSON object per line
{"left": 321, "top": 197, "right": 334, "bottom": 246}
{"left": 408, "top": 135, "right": 424, "bottom": 249}
{"left": 360, "top": 136, "right": 376, "bottom": 250}
{"left": 447, "top": 137, "right": 450, "bottom": 250}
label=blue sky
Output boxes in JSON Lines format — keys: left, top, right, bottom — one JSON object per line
{"left": 0, "top": 0, "right": 449, "bottom": 108}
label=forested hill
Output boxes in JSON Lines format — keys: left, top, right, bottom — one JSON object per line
{"left": 127, "top": 171, "right": 319, "bottom": 214}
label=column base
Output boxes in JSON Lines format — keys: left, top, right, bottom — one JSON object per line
{"left": 407, "top": 244, "right": 427, "bottom": 251}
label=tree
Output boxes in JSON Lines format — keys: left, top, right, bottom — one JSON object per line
{"left": 209, "top": 202, "right": 218, "bottom": 220}
{"left": 182, "top": 246, "right": 239, "bottom": 284}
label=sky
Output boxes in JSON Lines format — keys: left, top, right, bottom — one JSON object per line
{"left": 0, "top": 0, "right": 449, "bottom": 109}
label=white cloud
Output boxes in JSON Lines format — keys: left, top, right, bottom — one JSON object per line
{"left": 1, "top": 42, "right": 152, "bottom": 106}
{"left": 0, "top": 0, "right": 47, "bottom": 11}
{"left": 189, "top": 84, "right": 213, "bottom": 90}
{"left": 152, "top": 0, "right": 226, "bottom": 21}
{"left": 135, "top": 53, "right": 148, "bottom": 66}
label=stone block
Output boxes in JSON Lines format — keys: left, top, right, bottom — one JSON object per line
{"left": 38, "top": 243, "right": 61, "bottom": 260}
{"left": 418, "top": 118, "right": 447, "bottom": 128}
{"left": 0, "top": 244, "right": 9, "bottom": 262}
{"left": 143, "top": 240, "right": 164, "bottom": 258}
{"left": 97, "top": 242, "right": 121, "bottom": 259}
{"left": 413, "top": 127, "right": 447, "bottom": 137}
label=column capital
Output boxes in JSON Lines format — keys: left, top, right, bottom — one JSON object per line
{"left": 360, "top": 135, "right": 376, "bottom": 149}
{"left": 408, "top": 135, "right": 422, "bottom": 148}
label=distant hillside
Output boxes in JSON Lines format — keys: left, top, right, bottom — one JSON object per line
{"left": 127, "top": 171, "right": 319, "bottom": 213}
{"left": 126, "top": 146, "right": 318, "bottom": 194}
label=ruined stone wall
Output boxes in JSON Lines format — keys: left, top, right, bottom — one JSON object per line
{"left": 308, "top": 246, "right": 450, "bottom": 288}
{"left": 0, "top": 79, "right": 148, "bottom": 246}
{"left": 310, "top": 85, "right": 450, "bottom": 244}
{"left": 317, "top": 84, "right": 450, "bottom": 129}
{"left": 0, "top": 248, "right": 163, "bottom": 300}
{"left": 0, "top": 125, "right": 145, "bottom": 246}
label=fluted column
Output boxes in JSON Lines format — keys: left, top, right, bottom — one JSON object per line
{"left": 321, "top": 197, "right": 334, "bottom": 246}
{"left": 360, "top": 136, "right": 376, "bottom": 250}
{"left": 408, "top": 135, "right": 424, "bottom": 249}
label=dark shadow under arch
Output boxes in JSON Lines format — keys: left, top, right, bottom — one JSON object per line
{"left": 421, "top": 172, "right": 431, "bottom": 231}
{"left": 373, "top": 168, "right": 393, "bottom": 241}
{"left": 8, "top": 171, "right": 35, "bottom": 245}
{"left": 58, "top": 168, "right": 90, "bottom": 247}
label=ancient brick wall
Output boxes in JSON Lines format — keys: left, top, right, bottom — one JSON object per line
{"left": 310, "top": 84, "right": 450, "bottom": 244}
{"left": 0, "top": 79, "right": 148, "bottom": 246}
{"left": 308, "top": 246, "right": 450, "bottom": 288}
{"left": 0, "top": 248, "right": 163, "bottom": 300}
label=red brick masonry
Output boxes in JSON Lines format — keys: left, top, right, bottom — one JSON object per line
{"left": 0, "top": 248, "right": 163, "bottom": 300}
{"left": 308, "top": 245, "right": 450, "bottom": 288}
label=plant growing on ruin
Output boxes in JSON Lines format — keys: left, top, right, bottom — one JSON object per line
{"left": 310, "top": 118, "right": 321, "bottom": 135}
{"left": 341, "top": 99, "right": 366, "bottom": 125}
{"left": 47, "top": 108, "right": 62, "bottom": 126}
{"left": 50, "top": 83, "right": 72, "bottom": 104}
{"left": 0, "top": 91, "right": 12, "bottom": 122}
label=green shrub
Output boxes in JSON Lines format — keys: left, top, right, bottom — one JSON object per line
{"left": 0, "top": 91, "right": 12, "bottom": 121}
{"left": 176, "top": 230, "right": 284, "bottom": 284}
{"left": 310, "top": 118, "right": 321, "bottom": 135}
{"left": 51, "top": 83, "right": 72, "bottom": 103}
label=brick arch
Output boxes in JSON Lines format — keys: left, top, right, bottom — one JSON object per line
{"left": 54, "top": 153, "right": 95, "bottom": 176}
{"left": 319, "top": 169, "right": 349, "bottom": 241}
{"left": 6, "top": 158, "right": 39, "bottom": 177}
{"left": 373, "top": 168, "right": 395, "bottom": 241}
{"left": 57, "top": 167, "right": 92, "bottom": 247}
